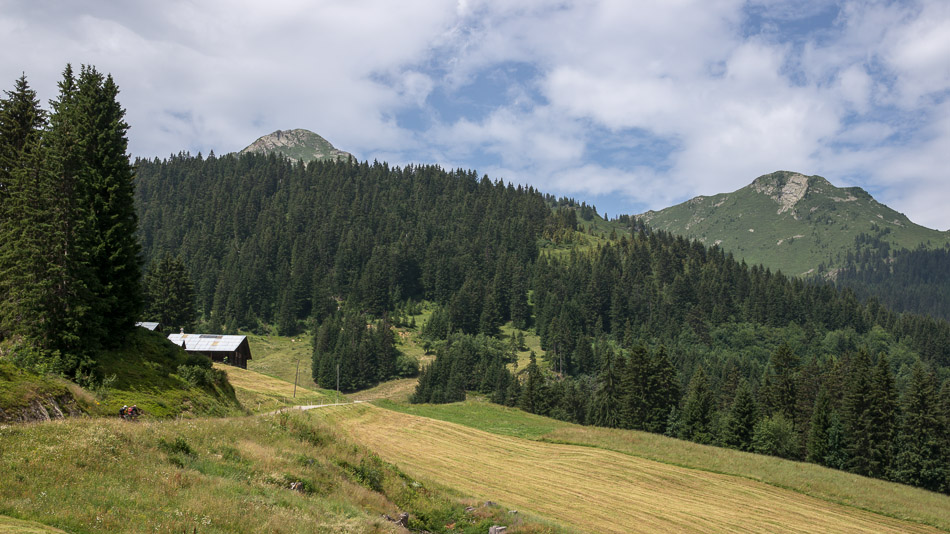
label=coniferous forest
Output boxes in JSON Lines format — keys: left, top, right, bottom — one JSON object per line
{"left": 0, "top": 67, "right": 141, "bottom": 381}
{"left": 134, "top": 150, "right": 950, "bottom": 494}
{"left": 833, "top": 229, "right": 950, "bottom": 320}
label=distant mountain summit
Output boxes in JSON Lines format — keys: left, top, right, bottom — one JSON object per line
{"left": 637, "top": 171, "right": 950, "bottom": 277}
{"left": 240, "top": 129, "right": 353, "bottom": 163}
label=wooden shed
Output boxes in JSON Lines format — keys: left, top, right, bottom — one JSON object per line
{"left": 167, "top": 333, "right": 253, "bottom": 369}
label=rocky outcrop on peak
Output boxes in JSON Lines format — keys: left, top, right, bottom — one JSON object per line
{"left": 240, "top": 129, "right": 354, "bottom": 163}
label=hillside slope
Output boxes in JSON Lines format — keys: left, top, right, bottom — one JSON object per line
{"left": 320, "top": 402, "right": 945, "bottom": 534}
{"left": 637, "top": 171, "right": 950, "bottom": 276}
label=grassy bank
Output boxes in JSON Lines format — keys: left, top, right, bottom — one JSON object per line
{"left": 0, "top": 410, "right": 566, "bottom": 534}
{"left": 90, "top": 329, "right": 242, "bottom": 419}
{"left": 1, "top": 329, "right": 242, "bottom": 422}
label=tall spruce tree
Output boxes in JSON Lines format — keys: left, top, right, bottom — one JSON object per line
{"left": 807, "top": 386, "right": 834, "bottom": 465}
{"left": 843, "top": 348, "right": 874, "bottom": 476}
{"left": 620, "top": 344, "right": 651, "bottom": 430}
{"left": 45, "top": 64, "right": 103, "bottom": 365}
{"left": 891, "top": 361, "right": 946, "bottom": 491}
{"left": 0, "top": 66, "right": 140, "bottom": 378}
{"left": 143, "top": 254, "right": 196, "bottom": 332}
{"left": 0, "top": 74, "right": 52, "bottom": 350}
{"left": 587, "top": 346, "right": 622, "bottom": 428}
{"left": 724, "top": 378, "right": 757, "bottom": 451}
{"left": 73, "top": 66, "right": 141, "bottom": 337}
{"left": 646, "top": 345, "right": 679, "bottom": 433}
{"left": 868, "top": 352, "right": 898, "bottom": 477}
{"left": 679, "top": 367, "right": 715, "bottom": 444}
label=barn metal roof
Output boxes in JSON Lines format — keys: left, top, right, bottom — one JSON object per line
{"left": 167, "top": 333, "right": 247, "bottom": 352}
{"left": 136, "top": 322, "right": 160, "bottom": 331}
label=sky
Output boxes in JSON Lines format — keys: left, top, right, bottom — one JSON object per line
{"left": 2, "top": 1, "right": 950, "bottom": 229}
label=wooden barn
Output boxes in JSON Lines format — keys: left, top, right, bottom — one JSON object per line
{"left": 167, "top": 333, "right": 252, "bottom": 369}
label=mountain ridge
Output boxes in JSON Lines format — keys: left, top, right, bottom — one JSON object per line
{"left": 636, "top": 170, "right": 950, "bottom": 276}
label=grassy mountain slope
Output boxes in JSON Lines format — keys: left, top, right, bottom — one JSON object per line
{"left": 239, "top": 128, "right": 354, "bottom": 163}
{"left": 637, "top": 171, "right": 950, "bottom": 276}
{"left": 320, "top": 402, "right": 946, "bottom": 533}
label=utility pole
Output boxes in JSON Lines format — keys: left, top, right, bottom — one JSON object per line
{"left": 293, "top": 358, "right": 300, "bottom": 398}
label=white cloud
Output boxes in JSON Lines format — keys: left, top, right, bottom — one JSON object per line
{"left": 4, "top": 0, "right": 950, "bottom": 228}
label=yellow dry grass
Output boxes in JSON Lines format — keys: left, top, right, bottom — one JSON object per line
{"left": 0, "top": 515, "right": 68, "bottom": 533}
{"left": 346, "top": 378, "right": 419, "bottom": 403}
{"left": 215, "top": 364, "right": 341, "bottom": 413}
{"left": 319, "top": 403, "right": 941, "bottom": 534}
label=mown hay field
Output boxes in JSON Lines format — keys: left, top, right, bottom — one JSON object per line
{"left": 317, "top": 403, "right": 942, "bottom": 534}
{"left": 386, "top": 400, "right": 950, "bottom": 531}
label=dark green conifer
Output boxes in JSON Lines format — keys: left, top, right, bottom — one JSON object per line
{"left": 807, "top": 386, "right": 833, "bottom": 465}
{"left": 890, "top": 361, "right": 946, "bottom": 491}
{"left": 868, "top": 352, "right": 898, "bottom": 477}
{"left": 143, "top": 254, "right": 196, "bottom": 332}
{"left": 679, "top": 367, "right": 715, "bottom": 444}
{"left": 843, "top": 348, "right": 874, "bottom": 476}
{"left": 587, "top": 347, "right": 621, "bottom": 428}
{"left": 724, "top": 379, "right": 757, "bottom": 451}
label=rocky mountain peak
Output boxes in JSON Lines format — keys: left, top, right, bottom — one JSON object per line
{"left": 240, "top": 128, "right": 353, "bottom": 163}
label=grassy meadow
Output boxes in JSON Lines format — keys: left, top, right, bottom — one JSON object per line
{"left": 0, "top": 409, "right": 565, "bottom": 534}
{"left": 244, "top": 332, "right": 316, "bottom": 388}
{"left": 322, "top": 402, "right": 945, "bottom": 534}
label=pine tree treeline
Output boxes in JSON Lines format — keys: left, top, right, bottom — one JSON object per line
{"left": 135, "top": 156, "right": 548, "bottom": 335}
{"left": 0, "top": 67, "right": 140, "bottom": 380}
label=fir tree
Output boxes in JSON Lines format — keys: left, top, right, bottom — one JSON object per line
{"left": 75, "top": 67, "right": 142, "bottom": 337}
{"left": 0, "top": 74, "right": 48, "bottom": 345}
{"left": 679, "top": 367, "right": 714, "bottom": 444}
{"left": 807, "top": 386, "right": 833, "bottom": 465}
{"left": 518, "top": 352, "right": 547, "bottom": 415}
{"left": 843, "top": 348, "right": 874, "bottom": 476}
{"left": 620, "top": 344, "right": 650, "bottom": 430}
{"left": 724, "top": 379, "right": 757, "bottom": 451}
{"left": 142, "top": 254, "right": 196, "bottom": 332}
{"left": 587, "top": 347, "right": 622, "bottom": 428}
{"left": 646, "top": 346, "right": 679, "bottom": 433}
{"left": 868, "top": 352, "right": 898, "bottom": 477}
{"left": 891, "top": 361, "right": 946, "bottom": 491}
